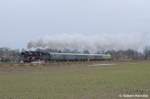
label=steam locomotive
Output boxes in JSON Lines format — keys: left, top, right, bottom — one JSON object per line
{"left": 21, "top": 51, "right": 112, "bottom": 63}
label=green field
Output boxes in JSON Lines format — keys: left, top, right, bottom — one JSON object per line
{"left": 0, "top": 61, "right": 150, "bottom": 99}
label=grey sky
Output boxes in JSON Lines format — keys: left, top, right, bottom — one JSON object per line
{"left": 0, "top": 0, "right": 150, "bottom": 48}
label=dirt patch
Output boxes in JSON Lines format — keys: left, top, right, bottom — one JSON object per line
{"left": 88, "top": 63, "right": 116, "bottom": 67}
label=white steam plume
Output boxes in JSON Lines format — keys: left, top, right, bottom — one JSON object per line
{"left": 27, "top": 33, "right": 150, "bottom": 53}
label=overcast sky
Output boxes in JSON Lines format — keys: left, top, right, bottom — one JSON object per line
{"left": 0, "top": 0, "right": 150, "bottom": 49}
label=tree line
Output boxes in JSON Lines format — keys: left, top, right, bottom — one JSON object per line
{"left": 0, "top": 47, "right": 150, "bottom": 63}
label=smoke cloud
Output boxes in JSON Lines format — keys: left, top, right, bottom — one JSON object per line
{"left": 27, "top": 33, "right": 150, "bottom": 53}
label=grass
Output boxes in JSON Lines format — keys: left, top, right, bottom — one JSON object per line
{"left": 0, "top": 61, "right": 150, "bottom": 99}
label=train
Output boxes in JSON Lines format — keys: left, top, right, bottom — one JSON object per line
{"left": 20, "top": 51, "right": 112, "bottom": 63}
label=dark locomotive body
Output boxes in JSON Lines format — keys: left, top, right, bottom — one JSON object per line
{"left": 21, "top": 51, "right": 111, "bottom": 63}
{"left": 21, "top": 51, "right": 50, "bottom": 63}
